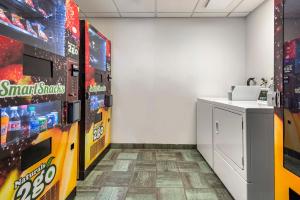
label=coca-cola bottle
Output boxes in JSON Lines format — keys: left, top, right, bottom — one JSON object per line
{"left": 20, "top": 105, "right": 30, "bottom": 137}
{"left": 7, "top": 106, "right": 22, "bottom": 143}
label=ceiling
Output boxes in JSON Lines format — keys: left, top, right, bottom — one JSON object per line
{"left": 76, "top": 0, "right": 266, "bottom": 18}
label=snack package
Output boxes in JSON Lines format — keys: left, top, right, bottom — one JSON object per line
{"left": 0, "top": 8, "right": 11, "bottom": 24}
{"left": 33, "top": 23, "right": 48, "bottom": 41}
{"left": 24, "top": 0, "right": 35, "bottom": 10}
{"left": 26, "top": 20, "right": 38, "bottom": 37}
{"left": 11, "top": 14, "right": 25, "bottom": 30}
{"left": 37, "top": 7, "right": 48, "bottom": 17}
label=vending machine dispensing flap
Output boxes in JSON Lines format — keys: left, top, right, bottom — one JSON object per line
{"left": 23, "top": 54, "right": 54, "bottom": 77}
{"left": 21, "top": 138, "right": 52, "bottom": 170}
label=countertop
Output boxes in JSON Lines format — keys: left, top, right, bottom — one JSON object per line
{"left": 197, "top": 97, "right": 274, "bottom": 114}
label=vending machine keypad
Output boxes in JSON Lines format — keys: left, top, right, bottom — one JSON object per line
{"left": 67, "top": 60, "right": 79, "bottom": 102}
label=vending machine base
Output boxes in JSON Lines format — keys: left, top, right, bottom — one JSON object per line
{"left": 78, "top": 144, "right": 111, "bottom": 180}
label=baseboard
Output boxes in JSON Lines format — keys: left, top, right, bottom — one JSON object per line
{"left": 78, "top": 144, "right": 111, "bottom": 180}
{"left": 111, "top": 143, "right": 196, "bottom": 149}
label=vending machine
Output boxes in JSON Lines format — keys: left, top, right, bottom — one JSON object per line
{"left": 0, "top": 0, "right": 80, "bottom": 199}
{"left": 274, "top": 0, "right": 300, "bottom": 199}
{"left": 78, "top": 20, "right": 112, "bottom": 179}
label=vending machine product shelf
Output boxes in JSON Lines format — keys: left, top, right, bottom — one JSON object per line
{"left": 0, "top": 0, "right": 80, "bottom": 199}
{"left": 78, "top": 20, "right": 112, "bottom": 180}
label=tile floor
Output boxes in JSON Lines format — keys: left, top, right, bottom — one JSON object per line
{"left": 75, "top": 148, "right": 233, "bottom": 200}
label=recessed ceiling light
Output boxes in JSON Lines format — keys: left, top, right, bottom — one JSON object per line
{"left": 198, "top": 0, "right": 211, "bottom": 8}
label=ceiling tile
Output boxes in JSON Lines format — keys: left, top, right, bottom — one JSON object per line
{"left": 225, "top": 0, "right": 244, "bottom": 12}
{"left": 85, "top": 12, "right": 121, "bottom": 17}
{"left": 157, "top": 12, "right": 192, "bottom": 17}
{"left": 115, "top": 0, "right": 155, "bottom": 12}
{"left": 234, "top": 0, "right": 265, "bottom": 13}
{"left": 192, "top": 12, "right": 228, "bottom": 17}
{"left": 121, "top": 12, "right": 155, "bottom": 17}
{"left": 157, "top": 0, "right": 198, "bottom": 12}
{"left": 195, "top": 0, "right": 243, "bottom": 12}
{"left": 76, "top": 0, "right": 118, "bottom": 12}
{"left": 196, "top": 0, "right": 211, "bottom": 8}
{"left": 206, "top": 0, "right": 234, "bottom": 9}
{"left": 228, "top": 12, "right": 249, "bottom": 17}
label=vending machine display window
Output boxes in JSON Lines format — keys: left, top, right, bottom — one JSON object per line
{"left": 88, "top": 27, "right": 107, "bottom": 71}
{"left": 0, "top": 101, "right": 61, "bottom": 146}
{"left": 0, "top": 0, "right": 66, "bottom": 56}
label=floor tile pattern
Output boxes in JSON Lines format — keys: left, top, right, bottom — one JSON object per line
{"left": 76, "top": 149, "right": 233, "bottom": 200}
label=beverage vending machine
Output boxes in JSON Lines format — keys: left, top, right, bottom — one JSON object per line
{"left": 78, "top": 20, "right": 112, "bottom": 179}
{"left": 0, "top": 0, "right": 81, "bottom": 199}
{"left": 274, "top": 0, "right": 300, "bottom": 199}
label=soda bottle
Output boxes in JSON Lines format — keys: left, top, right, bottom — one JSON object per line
{"left": 38, "top": 116, "right": 47, "bottom": 132}
{"left": 1, "top": 108, "right": 9, "bottom": 145}
{"left": 51, "top": 112, "right": 59, "bottom": 126}
{"left": 20, "top": 105, "right": 30, "bottom": 137}
{"left": 29, "top": 106, "right": 40, "bottom": 135}
{"left": 7, "top": 106, "right": 22, "bottom": 143}
{"left": 46, "top": 113, "right": 55, "bottom": 128}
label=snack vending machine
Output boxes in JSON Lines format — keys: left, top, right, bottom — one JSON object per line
{"left": 79, "top": 20, "right": 112, "bottom": 179}
{"left": 0, "top": 0, "right": 80, "bottom": 199}
{"left": 274, "top": 0, "right": 300, "bottom": 199}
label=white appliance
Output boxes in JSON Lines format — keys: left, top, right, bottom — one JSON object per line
{"left": 197, "top": 98, "right": 274, "bottom": 200}
{"left": 230, "top": 86, "right": 261, "bottom": 101}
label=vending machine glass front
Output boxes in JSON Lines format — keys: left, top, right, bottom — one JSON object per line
{"left": 88, "top": 26, "right": 107, "bottom": 71}
{"left": 283, "top": 0, "right": 300, "bottom": 177}
{"left": 0, "top": 0, "right": 66, "bottom": 56}
{"left": 1, "top": 101, "right": 62, "bottom": 146}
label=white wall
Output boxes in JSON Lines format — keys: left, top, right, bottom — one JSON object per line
{"left": 88, "top": 18, "right": 246, "bottom": 144}
{"left": 246, "top": 0, "right": 274, "bottom": 82}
